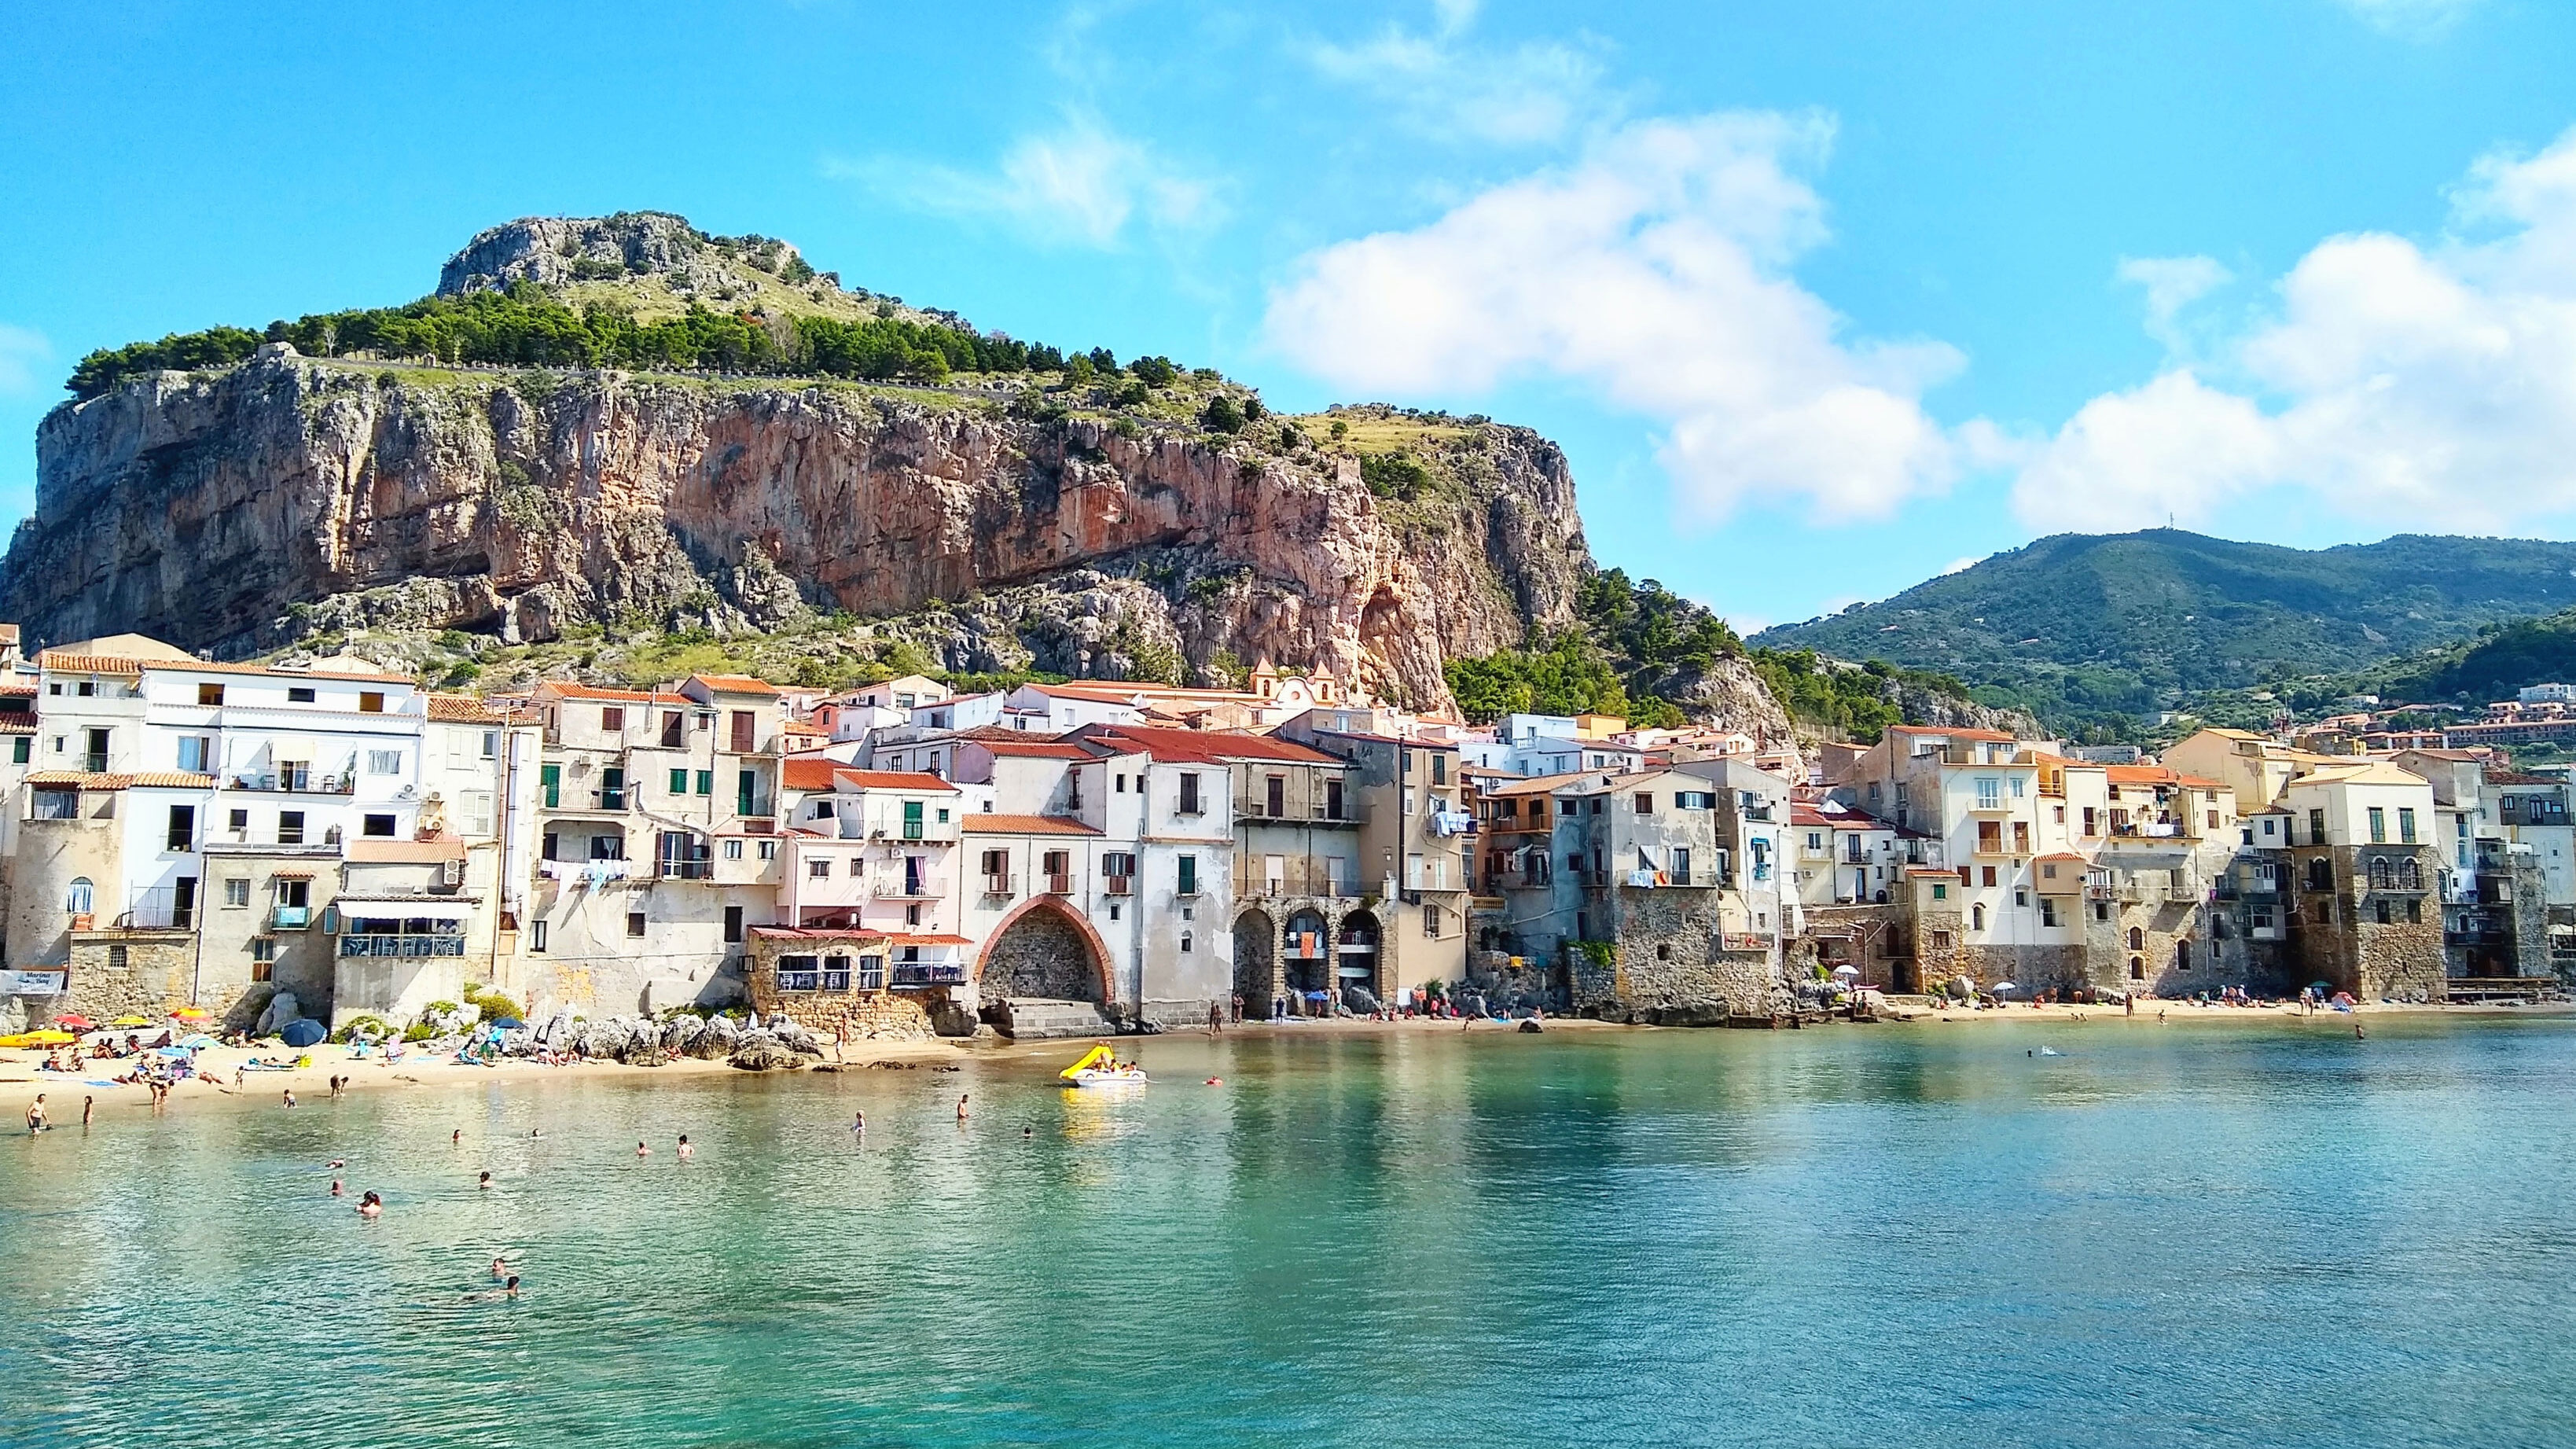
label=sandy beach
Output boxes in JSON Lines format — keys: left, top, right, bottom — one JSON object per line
{"left": 11, "top": 1000, "right": 2568, "bottom": 1124}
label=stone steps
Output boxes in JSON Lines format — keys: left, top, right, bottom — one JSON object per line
{"left": 992, "top": 998, "right": 1117, "bottom": 1039}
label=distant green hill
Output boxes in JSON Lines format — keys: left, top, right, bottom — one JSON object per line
{"left": 1750, "top": 530, "right": 2576, "bottom": 733}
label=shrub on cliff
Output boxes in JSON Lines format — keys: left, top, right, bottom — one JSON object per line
{"left": 1200, "top": 395, "right": 1245, "bottom": 433}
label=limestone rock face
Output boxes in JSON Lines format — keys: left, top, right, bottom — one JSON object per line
{"left": 4, "top": 352, "right": 1593, "bottom": 715}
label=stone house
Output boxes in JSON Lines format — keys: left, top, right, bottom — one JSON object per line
{"left": 1268, "top": 720, "right": 1471, "bottom": 1006}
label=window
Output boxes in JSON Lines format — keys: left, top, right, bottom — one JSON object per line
{"left": 1266, "top": 775, "right": 1285, "bottom": 817}
{"left": 626, "top": 910, "right": 647, "bottom": 938}
{"left": 1975, "top": 778, "right": 2001, "bottom": 809}
{"left": 177, "top": 736, "right": 210, "bottom": 772}
{"left": 481, "top": 730, "right": 498, "bottom": 759}
{"left": 65, "top": 877, "right": 93, "bottom": 914}
{"left": 2398, "top": 807, "right": 2417, "bottom": 844}
{"left": 809, "top": 858, "right": 832, "bottom": 879}
{"left": 729, "top": 711, "right": 756, "bottom": 752}
{"left": 1178, "top": 855, "right": 1200, "bottom": 896}
{"left": 662, "top": 712, "right": 685, "bottom": 748}
{"left": 531, "top": 919, "right": 548, "bottom": 952}
{"left": 1178, "top": 773, "right": 1203, "bottom": 815}
{"left": 1115, "top": 773, "right": 1127, "bottom": 793}
{"left": 758, "top": 840, "right": 778, "bottom": 861}
{"left": 1325, "top": 778, "right": 1345, "bottom": 819}
{"left": 274, "top": 878, "right": 309, "bottom": 910}
{"left": 723, "top": 906, "right": 744, "bottom": 944}
{"left": 366, "top": 749, "right": 403, "bottom": 775}
{"left": 737, "top": 769, "right": 759, "bottom": 817}
{"left": 2375, "top": 898, "right": 2393, "bottom": 925}
{"left": 1180, "top": 931, "right": 1194, "bottom": 954}
{"left": 287, "top": 686, "right": 315, "bottom": 704}
{"left": 1971, "top": 903, "right": 1986, "bottom": 930}
{"left": 695, "top": 770, "right": 712, "bottom": 796}
{"left": 2041, "top": 898, "right": 2060, "bottom": 927}
{"left": 166, "top": 804, "right": 194, "bottom": 851}
{"left": 540, "top": 763, "right": 560, "bottom": 809}
{"left": 358, "top": 691, "right": 385, "bottom": 714}
{"left": 601, "top": 767, "right": 627, "bottom": 809}
{"left": 1432, "top": 755, "right": 1447, "bottom": 785}
{"left": 905, "top": 903, "right": 921, "bottom": 927}
{"left": 2128, "top": 925, "right": 2145, "bottom": 950}
{"left": 1981, "top": 866, "right": 1997, "bottom": 887}
{"left": 362, "top": 814, "right": 396, "bottom": 837}
{"left": 278, "top": 811, "right": 305, "bottom": 845}
{"left": 1672, "top": 848, "right": 1692, "bottom": 886}
{"left": 602, "top": 707, "right": 625, "bottom": 732}
{"left": 76, "top": 681, "right": 94, "bottom": 697}
{"left": 1634, "top": 793, "right": 1653, "bottom": 815}
{"left": 33, "top": 788, "right": 76, "bottom": 821}
{"left": 2130, "top": 956, "right": 2144, "bottom": 980}
{"left": 671, "top": 768, "right": 689, "bottom": 795}
{"left": 724, "top": 839, "right": 744, "bottom": 860}
{"left": 461, "top": 791, "right": 494, "bottom": 837}
{"left": 590, "top": 833, "right": 625, "bottom": 861}
{"left": 2368, "top": 807, "right": 2387, "bottom": 844}
{"left": 1931, "top": 883, "right": 1947, "bottom": 901}
{"left": 2310, "top": 808, "right": 2328, "bottom": 846}
{"left": 223, "top": 877, "right": 251, "bottom": 908}
{"left": 197, "top": 681, "right": 224, "bottom": 706}
{"left": 2015, "top": 888, "right": 2029, "bottom": 907}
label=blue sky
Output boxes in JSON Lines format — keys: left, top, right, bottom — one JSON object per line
{"left": 6, "top": 0, "right": 2576, "bottom": 633}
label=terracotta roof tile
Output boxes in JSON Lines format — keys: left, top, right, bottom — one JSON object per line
{"left": 689, "top": 673, "right": 782, "bottom": 695}
{"left": 1073, "top": 723, "right": 1340, "bottom": 766}
{"left": 39, "top": 653, "right": 143, "bottom": 675}
{"left": 424, "top": 694, "right": 503, "bottom": 723}
{"left": 959, "top": 813, "right": 1104, "bottom": 836}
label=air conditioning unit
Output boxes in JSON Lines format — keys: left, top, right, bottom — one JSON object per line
{"left": 395, "top": 785, "right": 417, "bottom": 800}
{"left": 442, "top": 858, "right": 465, "bottom": 887}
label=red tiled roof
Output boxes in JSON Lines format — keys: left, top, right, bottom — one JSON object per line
{"left": 690, "top": 673, "right": 781, "bottom": 696}
{"left": 2105, "top": 764, "right": 2179, "bottom": 785}
{"left": 28, "top": 770, "right": 215, "bottom": 790}
{"left": 425, "top": 694, "right": 502, "bottom": 723}
{"left": 39, "top": 653, "right": 144, "bottom": 675}
{"left": 1075, "top": 723, "right": 1340, "bottom": 766}
{"left": 147, "top": 658, "right": 416, "bottom": 684}
{"left": 960, "top": 814, "right": 1103, "bottom": 836}
{"left": 538, "top": 682, "right": 678, "bottom": 703}
{"left": 0, "top": 718, "right": 33, "bottom": 734}
{"left": 829, "top": 769, "right": 959, "bottom": 793}
{"left": 973, "top": 739, "right": 1095, "bottom": 759}
{"left": 779, "top": 756, "right": 846, "bottom": 792}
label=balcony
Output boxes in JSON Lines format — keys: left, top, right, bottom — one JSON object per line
{"left": 981, "top": 873, "right": 1016, "bottom": 898}
{"left": 1043, "top": 872, "right": 1075, "bottom": 896}
{"left": 226, "top": 771, "right": 355, "bottom": 796}
{"left": 339, "top": 932, "right": 468, "bottom": 958}
{"left": 1105, "top": 874, "right": 1134, "bottom": 896}
{"left": 871, "top": 877, "right": 948, "bottom": 900}
{"left": 656, "top": 859, "right": 712, "bottom": 881}
{"left": 891, "top": 962, "right": 968, "bottom": 987}
{"left": 271, "top": 904, "right": 312, "bottom": 930}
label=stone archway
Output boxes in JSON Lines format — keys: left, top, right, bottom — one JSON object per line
{"left": 977, "top": 897, "right": 1112, "bottom": 1004}
{"left": 1337, "top": 909, "right": 1383, "bottom": 1005}
{"left": 1232, "top": 909, "right": 1276, "bottom": 1013}
{"left": 1284, "top": 907, "right": 1331, "bottom": 998}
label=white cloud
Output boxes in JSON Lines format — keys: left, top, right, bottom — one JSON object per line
{"left": 2336, "top": 0, "right": 2479, "bottom": 39}
{"left": 2116, "top": 254, "right": 2232, "bottom": 355}
{"left": 1263, "top": 112, "right": 1964, "bottom": 524}
{"left": 1305, "top": 4, "right": 1611, "bottom": 146}
{"left": 2016, "top": 126, "right": 2576, "bottom": 534}
{"left": 843, "top": 113, "right": 1220, "bottom": 250}
{"left": 1939, "top": 556, "right": 1983, "bottom": 576}
{"left": 0, "top": 325, "right": 49, "bottom": 396}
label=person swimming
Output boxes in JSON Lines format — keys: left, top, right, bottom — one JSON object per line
{"left": 357, "top": 1191, "right": 383, "bottom": 1217}
{"left": 330, "top": 1179, "right": 344, "bottom": 1197}
{"left": 478, "top": 1171, "right": 493, "bottom": 1190}
{"left": 453, "top": 1128, "right": 463, "bottom": 1145}
{"left": 491, "top": 1256, "right": 509, "bottom": 1278}
{"left": 677, "top": 1135, "right": 693, "bottom": 1160}
{"left": 636, "top": 1140, "right": 650, "bottom": 1157}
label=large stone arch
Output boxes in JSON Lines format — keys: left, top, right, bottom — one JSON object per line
{"left": 1337, "top": 908, "right": 1384, "bottom": 1002}
{"left": 1231, "top": 908, "right": 1276, "bottom": 1010}
{"left": 976, "top": 896, "right": 1112, "bottom": 1003}
{"left": 1283, "top": 907, "right": 1332, "bottom": 997}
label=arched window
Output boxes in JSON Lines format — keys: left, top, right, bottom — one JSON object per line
{"left": 2175, "top": 940, "right": 2192, "bottom": 971}
{"left": 2368, "top": 858, "right": 2393, "bottom": 889}
{"left": 1972, "top": 903, "right": 1986, "bottom": 930}
{"left": 1179, "top": 932, "right": 1194, "bottom": 954}
{"left": 2130, "top": 956, "right": 2145, "bottom": 980}
{"left": 2401, "top": 859, "right": 2422, "bottom": 889}
{"left": 2127, "top": 925, "right": 2144, "bottom": 951}
{"left": 64, "top": 877, "right": 92, "bottom": 914}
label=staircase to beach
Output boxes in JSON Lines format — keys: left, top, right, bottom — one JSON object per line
{"left": 990, "top": 998, "right": 1119, "bottom": 1039}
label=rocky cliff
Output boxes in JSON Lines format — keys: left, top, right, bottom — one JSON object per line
{"left": 3, "top": 351, "right": 1589, "bottom": 712}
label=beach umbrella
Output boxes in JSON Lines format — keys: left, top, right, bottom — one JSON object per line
{"left": 171, "top": 1008, "right": 211, "bottom": 1021}
{"left": 54, "top": 1013, "right": 95, "bottom": 1032}
{"left": 281, "top": 1019, "right": 327, "bottom": 1049}
{"left": 180, "top": 1033, "right": 218, "bottom": 1049}
{"left": 1992, "top": 981, "right": 2017, "bottom": 995}
{"left": 109, "top": 1015, "right": 152, "bottom": 1028}
{"left": 1831, "top": 964, "right": 1861, "bottom": 979}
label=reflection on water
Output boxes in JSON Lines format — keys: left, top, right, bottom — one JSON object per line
{"left": 6, "top": 1017, "right": 2576, "bottom": 1447}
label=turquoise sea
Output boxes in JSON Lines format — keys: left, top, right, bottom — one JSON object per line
{"left": 6, "top": 1014, "right": 2576, "bottom": 1448}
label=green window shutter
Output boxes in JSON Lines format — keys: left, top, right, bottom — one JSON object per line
{"left": 540, "top": 763, "right": 560, "bottom": 809}
{"left": 669, "top": 768, "right": 688, "bottom": 795}
{"left": 737, "top": 768, "right": 758, "bottom": 817}
{"left": 695, "top": 770, "right": 712, "bottom": 795}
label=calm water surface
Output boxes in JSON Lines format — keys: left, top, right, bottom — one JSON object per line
{"left": 6, "top": 1015, "right": 2576, "bottom": 1448}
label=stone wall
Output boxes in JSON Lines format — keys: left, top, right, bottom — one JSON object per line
{"left": 979, "top": 908, "right": 1105, "bottom": 1002}
{"left": 1576, "top": 887, "right": 1784, "bottom": 1023}
{"left": 755, "top": 991, "right": 938, "bottom": 1042}
{"left": 64, "top": 930, "right": 199, "bottom": 1020}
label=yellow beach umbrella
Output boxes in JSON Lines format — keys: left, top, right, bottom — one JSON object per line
{"left": 110, "top": 1015, "right": 153, "bottom": 1028}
